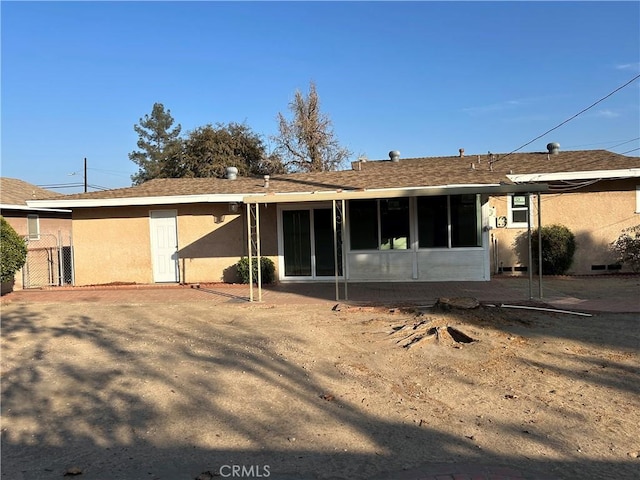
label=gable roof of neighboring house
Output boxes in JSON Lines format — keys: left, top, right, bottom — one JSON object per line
{"left": 1, "top": 177, "right": 70, "bottom": 213}
{"left": 26, "top": 149, "right": 640, "bottom": 208}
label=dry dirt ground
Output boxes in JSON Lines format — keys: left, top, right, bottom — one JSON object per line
{"left": 1, "top": 298, "right": 639, "bottom": 480}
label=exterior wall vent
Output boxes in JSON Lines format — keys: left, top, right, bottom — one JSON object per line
{"left": 226, "top": 166, "right": 238, "bottom": 180}
{"left": 546, "top": 142, "right": 560, "bottom": 155}
{"left": 389, "top": 150, "right": 400, "bottom": 162}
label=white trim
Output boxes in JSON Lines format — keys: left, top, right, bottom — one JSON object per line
{"left": 26, "top": 193, "right": 246, "bottom": 209}
{"left": 636, "top": 185, "right": 640, "bottom": 214}
{"left": 27, "top": 214, "right": 40, "bottom": 240}
{"left": 507, "top": 168, "right": 640, "bottom": 183}
{"left": 1, "top": 203, "right": 71, "bottom": 213}
{"left": 245, "top": 183, "right": 546, "bottom": 204}
{"left": 507, "top": 193, "right": 531, "bottom": 229}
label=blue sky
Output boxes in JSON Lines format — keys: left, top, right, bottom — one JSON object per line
{"left": 2, "top": 1, "right": 639, "bottom": 192}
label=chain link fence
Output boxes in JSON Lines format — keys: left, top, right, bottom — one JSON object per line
{"left": 22, "top": 232, "right": 74, "bottom": 288}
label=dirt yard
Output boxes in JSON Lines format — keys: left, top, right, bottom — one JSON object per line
{"left": 1, "top": 297, "right": 639, "bottom": 479}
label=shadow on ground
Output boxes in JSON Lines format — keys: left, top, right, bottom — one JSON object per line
{"left": 1, "top": 303, "right": 638, "bottom": 480}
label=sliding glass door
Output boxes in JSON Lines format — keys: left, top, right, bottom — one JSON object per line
{"left": 282, "top": 208, "right": 343, "bottom": 278}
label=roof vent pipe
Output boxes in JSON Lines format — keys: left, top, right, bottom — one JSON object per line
{"left": 263, "top": 175, "right": 270, "bottom": 188}
{"left": 226, "top": 166, "right": 238, "bottom": 180}
{"left": 546, "top": 142, "right": 560, "bottom": 155}
{"left": 459, "top": 148, "right": 465, "bottom": 157}
{"left": 389, "top": 150, "right": 400, "bottom": 162}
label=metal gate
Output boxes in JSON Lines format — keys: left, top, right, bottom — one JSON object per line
{"left": 22, "top": 232, "right": 74, "bottom": 288}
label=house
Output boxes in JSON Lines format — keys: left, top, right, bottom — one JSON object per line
{"left": 486, "top": 144, "right": 640, "bottom": 275}
{"left": 26, "top": 145, "right": 639, "bottom": 289}
{"left": 1, "top": 178, "right": 72, "bottom": 289}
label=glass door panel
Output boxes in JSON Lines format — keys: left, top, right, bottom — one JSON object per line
{"left": 283, "top": 210, "right": 312, "bottom": 276}
{"left": 313, "top": 209, "right": 343, "bottom": 276}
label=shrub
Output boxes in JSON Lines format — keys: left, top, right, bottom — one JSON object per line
{"left": 611, "top": 225, "right": 640, "bottom": 273}
{"left": 236, "top": 256, "right": 276, "bottom": 284}
{"left": 1, "top": 216, "right": 28, "bottom": 283}
{"left": 531, "top": 224, "right": 576, "bottom": 275}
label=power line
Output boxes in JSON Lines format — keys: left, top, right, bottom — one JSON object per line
{"left": 565, "top": 138, "right": 639, "bottom": 149}
{"left": 620, "top": 147, "right": 640, "bottom": 155}
{"left": 495, "top": 74, "right": 640, "bottom": 163}
{"left": 607, "top": 137, "right": 640, "bottom": 150}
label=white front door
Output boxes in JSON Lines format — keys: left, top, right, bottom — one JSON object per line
{"left": 149, "top": 210, "right": 179, "bottom": 283}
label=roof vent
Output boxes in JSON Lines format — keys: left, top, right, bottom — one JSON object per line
{"left": 546, "top": 142, "right": 560, "bottom": 155}
{"left": 389, "top": 150, "right": 400, "bottom": 162}
{"left": 459, "top": 148, "right": 465, "bottom": 157}
{"left": 225, "top": 166, "right": 238, "bottom": 180}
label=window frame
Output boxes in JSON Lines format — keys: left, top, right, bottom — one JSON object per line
{"left": 506, "top": 193, "right": 531, "bottom": 228}
{"left": 27, "top": 214, "right": 40, "bottom": 240}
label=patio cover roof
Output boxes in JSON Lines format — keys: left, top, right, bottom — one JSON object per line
{"left": 242, "top": 182, "right": 548, "bottom": 204}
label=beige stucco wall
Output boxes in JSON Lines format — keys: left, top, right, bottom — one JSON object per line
{"left": 2, "top": 213, "right": 72, "bottom": 239}
{"left": 72, "top": 203, "right": 279, "bottom": 286}
{"left": 2, "top": 211, "right": 72, "bottom": 290}
{"left": 489, "top": 179, "right": 639, "bottom": 275}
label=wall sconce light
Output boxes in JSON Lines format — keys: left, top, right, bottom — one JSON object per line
{"left": 229, "top": 202, "right": 239, "bottom": 213}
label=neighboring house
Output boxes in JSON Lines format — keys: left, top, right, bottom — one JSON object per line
{"left": 1, "top": 178, "right": 72, "bottom": 289}
{"left": 26, "top": 145, "right": 639, "bottom": 287}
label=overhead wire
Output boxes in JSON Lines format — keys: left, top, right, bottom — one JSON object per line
{"left": 620, "top": 147, "right": 640, "bottom": 155}
{"left": 494, "top": 74, "right": 640, "bottom": 164}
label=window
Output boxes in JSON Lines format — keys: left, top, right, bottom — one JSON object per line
{"left": 417, "top": 196, "right": 448, "bottom": 248}
{"left": 349, "top": 198, "right": 410, "bottom": 250}
{"left": 380, "top": 198, "right": 410, "bottom": 250}
{"left": 349, "top": 200, "right": 379, "bottom": 250}
{"left": 507, "top": 194, "right": 530, "bottom": 228}
{"left": 451, "top": 194, "right": 481, "bottom": 247}
{"left": 417, "top": 194, "right": 481, "bottom": 248}
{"left": 27, "top": 214, "right": 40, "bottom": 240}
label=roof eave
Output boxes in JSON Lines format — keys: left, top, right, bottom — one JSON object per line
{"left": 26, "top": 193, "right": 247, "bottom": 208}
{"left": 507, "top": 168, "right": 640, "bottom": 183}
{"left": 243, "top": 183, "right": 548, "bottom": 204}
{"left": 1, "top": 203, "right": 72, "bottom": 213}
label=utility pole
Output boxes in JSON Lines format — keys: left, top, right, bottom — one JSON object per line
{"left": 84, "top": 157, "right": 87, "bottom": 192}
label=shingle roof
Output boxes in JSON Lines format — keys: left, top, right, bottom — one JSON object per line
{"left": 0, "top": 178, "right": 62, "bottom": 205}
{"left": 27, "top": 149, "right": 640, "bottom": 203}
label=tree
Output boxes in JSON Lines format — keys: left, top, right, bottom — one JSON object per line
{"left": 129, "top": 103, "right": 183, "bottom": 185}
{"left": 1, "top": 217, "right": 27, "bottom": 285}
{"left": 274, "top": 81, "right": 351, "bottom": 172}
{"left": 180, "top": 123, "right": 285, "bottom": 178}
{"left": 611, "top": 225, "right": 640, "bottom": 272}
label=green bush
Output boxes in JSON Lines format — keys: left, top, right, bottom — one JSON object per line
{"left": 236, "top": 256, "right": 276, "bottom": 284}
{"left": 611, "top": 225, "right": 640, "bottom": 273}
{"left": 531, "top": 224, "right": 576, "bottom": 275}
{"left": 1, "top": 216, "right": 28, "bottom": 283}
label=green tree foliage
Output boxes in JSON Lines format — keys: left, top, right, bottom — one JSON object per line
{"left": 274, "top": 81, "right": 352, "bottom": 172}
{"left": 1, "top": 217, "right": 28, "bottom": 283}
{"left": 129, "top": 103, "right": 183, "bottom": 185}
{"left": 531, "top": 224, "right": 576, "bottom": 275}
{"left": 181, "top": 123, "right": 285, "bottom": 178}
{"left": 611, "top": 225, "right": 640, "bottom": 273}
